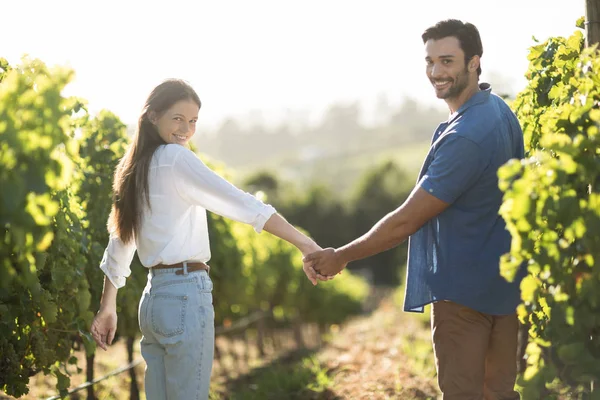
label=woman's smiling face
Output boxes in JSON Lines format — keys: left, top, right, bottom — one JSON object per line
{"left": 151, "top": 99, "right": 200, "bottom": 146}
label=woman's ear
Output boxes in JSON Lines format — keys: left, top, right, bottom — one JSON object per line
{"left": 148, "top": 111, "right": 157, "bottom": 124}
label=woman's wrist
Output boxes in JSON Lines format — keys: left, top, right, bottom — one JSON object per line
{"left": 98, "top": 297, "right": 117, "bottom": 313}
{"left": 98, "top": 276, "right": 118, "bottom": 312}
{"left": 298, "top": 238, "right": 319, "bottom": 255}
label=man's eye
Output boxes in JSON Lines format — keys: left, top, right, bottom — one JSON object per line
{"left": 174, "top": 117, "right": 183, "bottom": 121}
{"left": 443, "top": 60, "right": 451, "bottom": 64}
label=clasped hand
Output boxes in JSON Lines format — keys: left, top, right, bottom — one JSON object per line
{"left": 302, "top": 247, "right": 347, "bottom": 284}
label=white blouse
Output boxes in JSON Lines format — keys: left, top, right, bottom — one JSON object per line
{"left": 99, "top": 144, "right": 277, "bottom": 289}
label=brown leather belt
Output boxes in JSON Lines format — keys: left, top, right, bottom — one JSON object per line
{"left": 151, "top": 261, "right": 209, "bottom": 275}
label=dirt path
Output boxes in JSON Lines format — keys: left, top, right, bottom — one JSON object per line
{"left": 315, "top": 291, "right": 441, "bottom": 400}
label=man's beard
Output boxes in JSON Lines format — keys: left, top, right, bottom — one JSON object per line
{"left": 433, "top": 68, "right": 469, "bottom": 100}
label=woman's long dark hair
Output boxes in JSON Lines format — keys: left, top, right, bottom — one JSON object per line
{"left": 108, "top": 79, "right": 201, "bottom": 243}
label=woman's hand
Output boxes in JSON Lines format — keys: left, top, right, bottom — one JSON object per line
{"left": 90, "top": 307, "right": 118, "bottom": 351}
{"left": 299, "top": 240, "right": 334, "bottom": 284}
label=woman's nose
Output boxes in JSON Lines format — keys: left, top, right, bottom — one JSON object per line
{"left": 180, "top": 121, "right": 192, "bottom": 134}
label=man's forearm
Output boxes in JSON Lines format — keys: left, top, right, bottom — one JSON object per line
{"left": 337, "top": 210, "right": 414, "bottom": 264}
{"left": 308, "top": 187, "right": 448, "bottom": 274}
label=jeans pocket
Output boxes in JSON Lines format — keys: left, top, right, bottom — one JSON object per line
{"left": 151, "top": 294, "right": 188, "bottom": 337}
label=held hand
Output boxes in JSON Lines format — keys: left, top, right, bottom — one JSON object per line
{"left": 303, "top": 248, "right": 347, "bottom": 278}
{"left": 300, "top": 240, "right": 336, "bottom": 285}
{"left": 90, "top": 308, "right": 117, "bottom": 351}
{"left": 299, "top": 241, "right": 322, "bottom": 285}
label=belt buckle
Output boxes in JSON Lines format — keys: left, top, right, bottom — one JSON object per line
{"left": 175, "top": 261, "right": 188, "bottom": 276}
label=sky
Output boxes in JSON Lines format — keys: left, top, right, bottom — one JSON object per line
{"left": 2, "top": 0, "right": 584, "bottom": 130}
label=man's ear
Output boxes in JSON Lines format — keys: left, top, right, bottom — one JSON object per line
{"left": 469, "top": 55, "right": 480, "bottom": 72}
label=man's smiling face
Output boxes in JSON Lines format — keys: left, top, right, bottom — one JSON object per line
{"left": 425, "top": 36, "right": 471, "bottom": 101}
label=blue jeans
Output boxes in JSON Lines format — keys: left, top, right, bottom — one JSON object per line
{"left": 138, "top": 267, "right": 215, "bottom": 400}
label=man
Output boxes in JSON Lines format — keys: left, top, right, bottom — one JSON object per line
{"left": 305, "top": 19, "right": 525, "bottom": 400}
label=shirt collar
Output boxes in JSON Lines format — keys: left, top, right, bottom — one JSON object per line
{"left": 447, "top": 82, "right": 492, "bottom": 123}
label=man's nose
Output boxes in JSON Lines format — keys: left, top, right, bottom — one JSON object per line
{"left": 430, "top": 63, "right": 441, "bottom": 78}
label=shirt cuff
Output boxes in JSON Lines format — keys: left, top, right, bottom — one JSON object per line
{"left": 99, "top": 263, "right": 127, "bottom": 289}
{"left": 252, "top": 204, "right": 277, "bottom": 233}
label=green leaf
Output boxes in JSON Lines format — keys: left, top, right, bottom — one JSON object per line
{"left": 567, "top": 29, "right": 584, "bottom": 49}
{"left": 589, "top": 108, "right": 600, "bottom": 122}
{"left": 39, "top": 300, "right": 58, "bottom": 324}
{"left": 79, "top": 330, "right": 96, "bottom": 356}
{"left": 50, "top": 364, "right": 71, "bottom": 391}
{"left": 520, "top": 275, "right": 539, "bottom": 303}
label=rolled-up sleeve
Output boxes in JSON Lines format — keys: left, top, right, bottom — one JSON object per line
{"left": 419, "top": 135, "right": 487, "bottom": 204}
{"left": 173, "top": 149, "right": 277, "bottom": 233}
{"left": 99, "top": 234, "right": 136, "bottom": 289}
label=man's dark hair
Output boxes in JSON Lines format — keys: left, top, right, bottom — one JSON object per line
{"left": 422, "top": 19, "right": 483, "bottom": 76}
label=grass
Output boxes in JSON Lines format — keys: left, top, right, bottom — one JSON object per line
{"left": 225, "top": 354, "right": 334, "bottom": 400}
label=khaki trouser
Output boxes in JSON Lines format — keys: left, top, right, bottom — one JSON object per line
{"left": 431, "top": 301, "right": 521, "bottom": 400}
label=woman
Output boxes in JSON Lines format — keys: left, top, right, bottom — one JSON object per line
{"left": 90, "top": 79, "right": 322, "bottom": 400}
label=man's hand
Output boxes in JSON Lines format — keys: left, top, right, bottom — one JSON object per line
{"left": 90, "top": 308, "right": 117, "bottom": 351}
{"left": 303, "top": 248, "right": 347, "bottom": 278}
{"left": 299, "top": 240, "right": 324, "bottom": 285}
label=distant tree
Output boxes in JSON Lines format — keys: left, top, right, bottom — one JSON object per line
{"left": 279, "top": 184, "right": 353, "bottom": 249}
{"left": 244, "top": 170, "right": 283, "bottom": 205}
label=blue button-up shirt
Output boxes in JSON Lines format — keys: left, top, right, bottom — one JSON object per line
{"left": 403, "top": 83, "right": 525, "bottom": 315}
